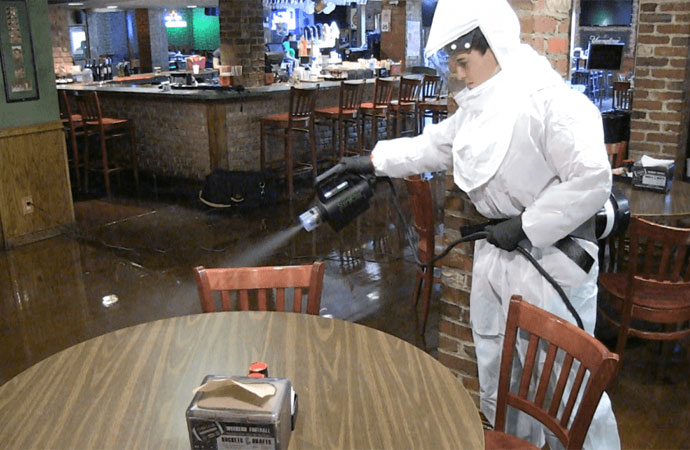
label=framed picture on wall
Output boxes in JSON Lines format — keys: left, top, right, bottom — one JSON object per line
{"left": 0, "top": 0, "right": 39, "bottom": 102}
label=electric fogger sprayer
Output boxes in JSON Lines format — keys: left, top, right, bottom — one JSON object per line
{"left": 299, "top": 162, "right": 630, "bottom": 330}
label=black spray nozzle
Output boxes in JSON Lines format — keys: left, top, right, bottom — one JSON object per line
{"left": 299, "top": 163, "right": 377, "bottom": 232}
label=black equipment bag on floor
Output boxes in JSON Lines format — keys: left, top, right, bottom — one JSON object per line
{"left": 199, "top": 170, "right": 278, "bottom": 209}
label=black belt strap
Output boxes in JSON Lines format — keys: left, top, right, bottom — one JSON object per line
{"left": 554, "top": 236, "right": 595, "bottom": 273}
{"left": 461, "top": 217, "right": 596, "bottom": 274}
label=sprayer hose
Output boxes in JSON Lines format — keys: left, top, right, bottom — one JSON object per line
{"left": 386, "top": 178, "right": 585, "bottom": 330}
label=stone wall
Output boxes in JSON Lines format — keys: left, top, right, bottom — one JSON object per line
{"left": 91, "top": 83, "right": 373, "bottom": 180}
{"left": 218, "top": 0, "right": 265, "bottom": 88}
{"left": 49, "top": 6, "right": 72, "bottom": 75}
{"left": 628, "top": 0, "right": 690, "bottom": 170}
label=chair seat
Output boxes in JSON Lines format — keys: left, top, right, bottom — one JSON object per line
{"left": 388, "top": 100, "right": 416, "bottom": 111}
{"left": 359, "top": 102, "right": 387, "bottom": 113}
{"left": 419, "top": 98, "right": 448, "bottom": 111}
{"left": 83, "top": 117, "right": 130, "bottom": 133}
{"left": 599, "top": 273, "right": 690, "bottom": 311}
{"left": 484, "top": 430, "right": 540, "bottom": 450}
{"left": 315, "top": 106, "right": 358, "bottom": 119}
{"left": 261, "top": 113, "right": 310, "bottom": 128}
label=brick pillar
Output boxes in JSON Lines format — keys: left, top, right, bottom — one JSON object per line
{"left": 135, "top": 9, "right": 153, "bottom": 73}
{"left": 629, "top": 0, "right": 690, "bottom": 173}
{"left": 218, "top": 0, "right": 265, "bottom": 87}
{"left": 49, "top": 6, "right": 72, "bottom": 75}
{"left": 513, "top": 0, "right": 572, "bottom": 76}
{"left": 436, "top": 0, "right": 572, "bottom": 407}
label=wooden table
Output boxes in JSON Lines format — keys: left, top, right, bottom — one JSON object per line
{"left": 615, "top": 179, "right": 690, "bottom": 223}
{"left": 0, "top": 312, "right": 484, "bottom": 449}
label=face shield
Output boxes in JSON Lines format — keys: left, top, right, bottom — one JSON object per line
{"left": 427, "top": 29, "right": 478, "bottom": 97}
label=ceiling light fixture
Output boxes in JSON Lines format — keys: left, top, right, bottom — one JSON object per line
{"left": 106, "top": 5, "right": 118, "bottom": 8}
{"left": 67, "top": 2, "right": 84, "bottom": 5}
{"left": 187, "top": 5, "right": 197, "bottom": 8}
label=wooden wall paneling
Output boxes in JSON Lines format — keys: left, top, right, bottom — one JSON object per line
{"left": 206, "top": 102, "right": 228, "bottom": 171}
{"left": 0, "top": 121, "right": 75, "bottom": 248}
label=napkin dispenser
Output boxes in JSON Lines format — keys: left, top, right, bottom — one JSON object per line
{"left": 186, "top": 375, "right": 296, "bottom": 450}
{"left": 631, "top": 156, "right": 675, "bottom": 193}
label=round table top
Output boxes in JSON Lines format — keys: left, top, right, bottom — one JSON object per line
{"left": 0, "top": 312, "right": 484, "bottom": 449}
{"left": 615, "top": 178, "right": 690, "bottom": 218}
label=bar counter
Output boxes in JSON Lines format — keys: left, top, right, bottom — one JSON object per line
{"left": 59, "top": 78, "right": 375, "bottom": 181}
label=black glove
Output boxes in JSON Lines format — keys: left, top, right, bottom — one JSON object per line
{"left": 485, "top": 216, "right": 527, "bottom": 252}
{"left": 339, "top": 155, "right": 374, "bottom": 174}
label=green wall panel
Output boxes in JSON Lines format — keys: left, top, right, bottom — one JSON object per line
{"left": 192, "top": 8, "right": 219, "bottom": 51}
{"left": 165, "top": 8, "right": 219, "bottom": 51}
{"left": 0, "top": 1, "right": 59, "bottom": 129}
{"left": 166, "top": 9, "right": 192, "bottom": 47}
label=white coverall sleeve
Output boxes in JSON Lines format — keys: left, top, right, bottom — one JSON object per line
{"left": 521, "top": 93, "right": 612, "bottom": 248}
{"left": 371, "top": 112, "right": 458, "bottom": 178}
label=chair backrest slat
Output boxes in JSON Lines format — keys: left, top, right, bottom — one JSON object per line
{"left": 221, "top": 291, "right": 231, "bottom": 311}
{"left": 74, "top": 91, "right": 103, "bottom": 124}
{"left": 549, "top": 353, "right": 575, "bottom": 417}
{"left": 239, "top": 290, "right": 250, "bottom": 310}
{"left": 421, "top": 74, "right": 442, "bottom": 99}
{"left": 194, "top": 263, "right": 325, "bottom": 315}
{"left": 519, "top": 334, "right": 540, "bottom": 397}
{"left": 340, "top": 81, "right": 364, "bottom": 111}
{"left": 373, "top": 78, "right": 395, "bottom": 107}
{"left": 276, "top": 289, "right": 286, "bottom": 311}
{"left": 398, "top": 77, "right": 422, "bottom": 103}
{"left": 560, "top": 364, "right": 588, "bottom": 428}
{"left": 534, "top": 342, "right": 559, "bottom": 407}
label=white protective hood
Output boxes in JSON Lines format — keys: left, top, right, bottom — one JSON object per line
{"left": 424, "top": 0, "right": 565, "bottom": 192}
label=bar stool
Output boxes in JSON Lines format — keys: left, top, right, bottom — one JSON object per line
{"left": 58, "top": 90, "right": 85, "bottom": 191}
{"left": 416, "top": 74, "right": 447, "bottom": 132}
{"left": 387, "top": 77, "right": 423, "bottom": 138}
{"left": 260, "top": 85, "right": 319, "bottom": 199}
{"left": 315, "top": 80, "right": 364, "bottom": 160}
{"left": 613, "top": 81, "right": 633, "bottom": 111}
{"left": 359, "top": 77, "right": 395, "bottom": 150}
{"left": 74, "top": 91, "right": 139, "bottom": 200}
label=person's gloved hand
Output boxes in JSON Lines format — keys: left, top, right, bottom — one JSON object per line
{"left": 339, "top": 155, "right": 374, "bottom": 174}
{"left": 485, "top": 216, "right": 527, "bottom": 251}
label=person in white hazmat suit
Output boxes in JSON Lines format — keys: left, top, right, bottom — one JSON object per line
{"left": 337, "top": 0, "right": 621, "bottom": 448}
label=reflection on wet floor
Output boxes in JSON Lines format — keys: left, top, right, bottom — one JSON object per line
{"left": 0, "top": 176, "right": 438, "bottom": 385}
{"left": 0, "top": 174, "right": 688, "bottom": 448}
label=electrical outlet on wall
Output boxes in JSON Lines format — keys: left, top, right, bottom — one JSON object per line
{"left": 22, "top": 196, "right": 33, "bottom": 215}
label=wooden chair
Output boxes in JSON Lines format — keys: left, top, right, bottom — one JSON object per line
{"left": 193, "top": 262, "right": 325, "bottom": 315}
{"left": 58, "top": 90, "right": 85, "bottom": 191}
{"left": 315, "top": 81, "right": 364, "bottom": 160}
{"left": 387, "top": 77, "right": 423, "bottom": 138}
{"left": 485, "top": 296, "right": 619, "bottom": 450}
{"left": 260, "top": 86, "right": 319, "bottom": 199}
{"left": 416, "top": 74, "right": 447, "bottom": 132}
{"left": 73, "top": 91, "right": 139, "bottom": 200}
{"left": 605, "top": 141, "right": 628, "bottom": 168}
{"left": 598, "top": 217, "right": 690, "bottom": 369}
{"left": 405, "top": 175, "right": 442, "bottom": 335}
{"left": 612, "top": 81, "right": 632, "bottom": 111}
{"left": 359, "top": 77, "right": 395, "bottom": 150}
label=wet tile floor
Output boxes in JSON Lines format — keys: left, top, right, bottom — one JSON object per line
{"left": 0, "top": 174, "right": 688, "bottom": 449}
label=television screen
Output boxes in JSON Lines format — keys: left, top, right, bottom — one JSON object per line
{"left": 587, "top": 43, "right": 624, "bottom": 71}
{"left": 580, "top": 0, "right": 633, "bottom": 27}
